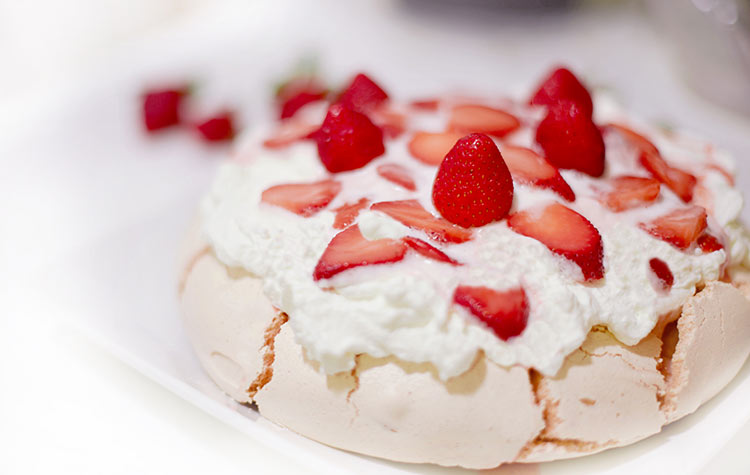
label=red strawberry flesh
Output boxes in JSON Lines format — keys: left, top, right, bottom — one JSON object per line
{"left": 263, "top": 120, "right": 319, "bottom": 149}
{"left": 261, "top": 179, "right": 341, "bottom": 217}
{"left": 333, "top": 198, "right": 370, "bottom": 230}
{"left": 313, "top": 225, "right": 407, "bottom": 280}
{"left": 530, "top": 67, "right": 594, "bottom": 118}
{"left": 196, "top": 112, "right": 235, "bottom": 142}
{"left": 640, "top": 206, "right": 707, "bottom": 250}
{"left": 447, "top": 104, "right": 520, "bottom": 138}
{"left": 403, "top": 236, "right": 460, "bottom": 265}
{"left": 698, "top": 233, "right": 723, "bottom": 253}
{"left": 600, "top": 175, "right": 660, "bottom": 212}
{"left": 142, "top": 88, "right": 187, "bottom": 132}
{"left": 371, "top": 200, "right": 472, "bottom": 244}
{"left": 501, "top": 145, "right": 575, "bottom": 201}
{"left": 408, "top": 131, "right": 465, "bottom": 166}
{"left": 377, "top": 163, "right": 417, "bottom": 191}
{"left": 280, "top": 90, "right": 327, "bottom": 119}
{"left": 648, "top": 258, "right": 674, "bottom": 292}
{"left": 337, "top": 73, "right": 389, "bottom": 112}
{"left": 453, "top": 286, "right": 529, "bottom": 340}
{"left": 316, "top": 104, "right": 385, "bottom": 173}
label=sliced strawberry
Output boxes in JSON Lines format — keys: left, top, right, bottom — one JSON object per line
{"left": 333, "top": 198, "right": 370, "bottom": 229}
{"left": 195, "top": 112, "right": 235, "bottom": 142}
{"left": 410, "top": 98, "right": 440, "bottom": 111}
{"left": 403, "top": 236, "right": 460, "bottom": 265}
{"left": 142, "top": 88, "right": 188, "bottom": 132}
{"left": 604, "top": 123, "right": 659, "bottom": 157}
{"left": 407, "top": 131, "right": 465, "bottom": 166}
{"left": 535, "top": 100, "right": 605, "bottom": 177}
{"left": 447, "top": 104, "right": 520, "bottom": 138}
{"left": 648, "top": 258, "right": 674, "bottom": 293}
{"left": 316, "top": 104, "right": 385, "bottom": 172}
{"left": 453, "top": 286, "right": 528, "bottom": 340}
{"left": 370, "top": 200, "right": 472, "bottom": 243}
{"left": 640, "top": 206, "right": 707, "bottom": 250}
{"left": 432, "top": 133, "right": 514, "bottom": 227}
{"left": 337, "top": 73, "right": 389, "bottom": 112}
{"left": 697, "top": 233, "right": 723, "bottom": 253}
{"left": 529, "top": 67, "right": 594, "bottom": 118}
{"left": 377, "top": 163, "right": 416, "bottom": 191}
{"left": 263, "top": 120, "right": 319, "bottom": 149}
{"left": 313, "top": 224, "right": 407, "bottom": 280}
{"left": 280, "top": 90, "right": 327, "bottom": 119}
{"left": 370, "top": 105, "right": 406, "bottom": 138}
{"left": 501, "top": 145, "right": 575, "bottom": 201}
{"left": 508, "top": 203, "right": 604, "bottom": 281}
{"left": 261, "top": 179, "right": 341, "bottom": 217}
{"left": 599, "top": 176, "right": 660, "bottom": 212}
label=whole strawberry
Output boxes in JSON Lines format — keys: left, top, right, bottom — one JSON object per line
{"left": 530, "top": 67, "right": 594, "bottom": 118}
{"left": 535, "top": 100, "right": 605, "bottom": 177}
{"left": 337, "top": 73, "right": 389, "bottom": 112}
{"left": 432, "top": 133, "right": 514, "bottom": 228}
{"left": 315, "top": 104, "right": 385, "bottom": 173}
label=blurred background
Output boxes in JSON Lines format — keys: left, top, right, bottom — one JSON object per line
{"left": 1, "top": 0, "right": 750, "bottom": 473}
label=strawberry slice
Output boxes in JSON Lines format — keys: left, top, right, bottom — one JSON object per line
{"left": 407, "top": 131, "right": 465, "bottom": 166}
{"left": 453, "top": 286, "right": 529, "bottom": 340}
{"left": 313, "top": 225, "right": 407, "bottom": 280}
{"left": 337, "top": 73, "right": 389, "bottom": 112}
{"left": 501, "top": 145, "right": 575, "bottom": 201}
{"left": 640, "top": 206, "right": 707, "bottom": 250}
{"left": 142, "top": 87, "right": 188, "bottom": 132}
{"left": 333, "top": 198, "right": 370, "bottom": 230}
{"left": 263, "top": 120, "right": 319, "bottom": 149}
{"left": 599, "top": 176, "right": 660, "bottom": 212}
{"left": 377, "top": 164, "right": 417, "bottom": 191}
{"left": 371, "top": 200, "right": 472, "bottom": 243}
{"left": 195, "top": 112, "right": 235, "bottom": 142}
{"left": 410, "top": 98, "right": 440, "bottom": 111}
{"left": 447, "top": 104, "right": 520, "bottom": 138}
{"left": 529, "top": 67, "right": 594, "bottom": 118}
{"left": 280, "top": 90, "right": 327, "bottom": 119}
{"left": 316, "top": 104, "right": 385, "bottom": 172}
{"left": 698, "top": 233, "right": 723, "bottom": 253}
{"left": 508, "top": 203, "right": 604, "bottom": 281}
{"left": 648, "top": 258, "right": 674, "bottom": 293}
{"left": 403, "top": 236, "right": 460, "bottom": 265}
{"left": 432, "top": 133, "right": 514, "bottom": 227}
{"left": 535, "top": 100, "right": 605, "bottom": 177}
{"left": 370, "top": 105, "right": 407, "bottom": 138}
{"left": 261, "top": 179, "right": 341, "bottom": 217}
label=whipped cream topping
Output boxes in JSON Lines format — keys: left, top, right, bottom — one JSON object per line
{"left": 201, "top": 92, "right": 748, "bottom": 379}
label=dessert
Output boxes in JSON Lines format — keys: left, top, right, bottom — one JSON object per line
{"left": 177, "top": 68, "right": 750, "bottom": 468}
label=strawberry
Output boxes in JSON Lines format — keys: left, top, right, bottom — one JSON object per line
{"left": 407, "top": 131, "right": 465, "bottom": 166}
{"left": 276, "top": 75, "right": 328, "bottom": 120}
{"left": 535, "top": 100, "right": 605, "bottom": 177}
{"left": 142, "top": 88, "right": 188, "bottom": 132}
{"left": 529, "top": 67, "right": 594, "bottom": 118}
{"left": 195, "top": 112, "right": 235, "bottom": 142}
{"left": 410, "top": 98, "right": 440, "bottom": 111}
{"left": 370, "top": 200, "right": 472, "bottom": 243}
{"left": 370, "top": 106, "right": 406, "bottom": 138}
{"left": 648, "top": 258, "right": 674, "bottom": 292}
{"left": 377, "top": 164, "right": 416, "bottom": 191}
{"left": 508, "top": 203, "right": 604, "bottom": 281}
{"left": 402, "top": 236, "right": 460, "bottom": 265}
{"left": 333, "top": 198, "right": 370, "bottom": 229}
{"left": 315, "top": 104, "right": 385, "bottom": 173}
{"left": 640, "top": 206, "right": 707, "bottom": 250}
{"left": 280, "top": 90, "right": 327, "bottom": 119}
{"left": 313, "top": 225, "right": 407, "bottom": 280}
{"left": 261, "top": 179, "right": 341, "bottom": 217}
{"left": 263, "top": 120, "right": 319, "bottom": 149}
{"left": 501, "top": 145, "right": 575, "bottom": 201}
{"left": 453, "top": 286, "right": 528, "bottom": 341}
{"left": 432, "top": 133, "right": 514, "bottom": 227}
{"left": 599, "top": 175, "right": 660, "bottom": 212}
{"left": 698, "top": 233, "right": 723, "bottom": 253}
{"left": 447, "top": 104, "right": 520, "bottom": 138}
{"left": 337, "top": 73, "right": 389, "bottom": 112}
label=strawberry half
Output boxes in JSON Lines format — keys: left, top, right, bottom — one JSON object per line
{"left": 535, "top": 100, "right": 605, "bottom": 177}
{"left": 648, "top": 258, "right": 674, "bottom": 293}
{"left": 337, "top": 73, "right": 389, "bottom": 113}
{"left": 313, "top": 225, "right": 407, "bottom": 280}
{"left": 261, "top": 179, "right": 341, "bottom": 217}
{"left": 599, "top": 175, "right": 660, "bottom": 212}
{"left": 142, "top": 88, "right": 188, "bottom": 132}
{"left": 316, "top": 104, "right": 385, "bottom": 173}
{"left": 640, "top": 206, "right": 707, "bottom": 250}
{"left": 447, "top": 104, "right": 520, "bottom": 138}
{"left": 432, "top": 133, "right": 514, "bottom": 228}
{"left": 403, "top": 236, "right": 460, "bottom": 265}
{"left": 195, "top": 112, "right": 235, "bottom": 142}
{"left": 408, "top": 131, "right": 465, "bottom": 166}
{"left": 453, "top": 285, "right": 529, "bottom": 341}
{"left": 377, "top": 163, "right": 417, "bottom": 191}
{"left": 333, "top": 198, "right": 370, "bottom": 229}
{"left": 529, "top": 67, "right": 594, "bottom": 118}
{"left": 263, "top": 120, "right": 319, "bottom": 149}
{"left": 698, "top": 233, "right": 723, "bottom": 253}
{"left": 370, "top": 200, "right": 472, "bottom": 243}
{"left": 501, "top": 145, "right": 575, "bottom": 201}
{"left": 508, "top": 203, "right": 604, "bottom": 281}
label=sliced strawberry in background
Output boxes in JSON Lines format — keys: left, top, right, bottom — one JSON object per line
{"left": 432, "top": 133, "right": 514, "bottom": 227}
{"left": 313, "top": 225, "right": 407, "bottom": 280}
{"left": 508, "top": 203, "right": 605, "bottom": 281}
{"left": 142, "top": 88, "right": 188, "bottom": 132}
{"left": 453, "top": 285, "right": 529, "bottom": 340}
{"left": 316, "top": 104, "right": 385, "bottom": 172}
{"left": 337, "top": 73, "right": 389, "bottom": 112}
{"left": 698, "top": 233, "right": 724, "bottom": 253}
{"left": 529, "top": 67, "right": 594, "bottom": 118}
{"left": 501, "top": 145, "right": 575, "bottom": 201}
{"left": 263, "top": 120, "right": 319, "bottom": 149}
{"left": 333, "top": 198, "right": 370, "bottom": 229}
{"left": 371, "top": 200, "right": 472, "bottom": 243}
{"left": 195, "top": 112, "right": 235, "bottom": 142}
{"left": 535, "top": 100, "right": 605, "bottom": 177}
{"left": 648, "top": 258, "right": 674, "bottom": 293}
{"left": 261, "top": 179, "right": 341, "bottom": 217}
{"left": 370, "top": 106, "right": 407, "bottom": 138}
{"left": 280, "top": 90, "right": 327, "bottom": 119}
{"left": 599, "top": 175, "right": 660, "bottom": 212}
{"left": 447, "top": 104, "right": 520, "bottom": 138}
{"left": 640, "top": 206, "right": 707, "bottom": 250}
{"left": 408, "top": 131, "right": 465, "bottom": 166}
{"left": 605, "top": 123, "right": 659, "bottom": 157}
{"left": 409, "top": 98, "right": 440, "bottom": 111}
{"left": 377, "top": 164, "right": 417, "bottom": 191}
{"left": 403, "top": 236, "right": 460, "bottom": 265}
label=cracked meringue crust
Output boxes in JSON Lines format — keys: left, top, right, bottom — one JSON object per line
{"left": 178, "top": 218, "right": 750, "bottom": 468}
